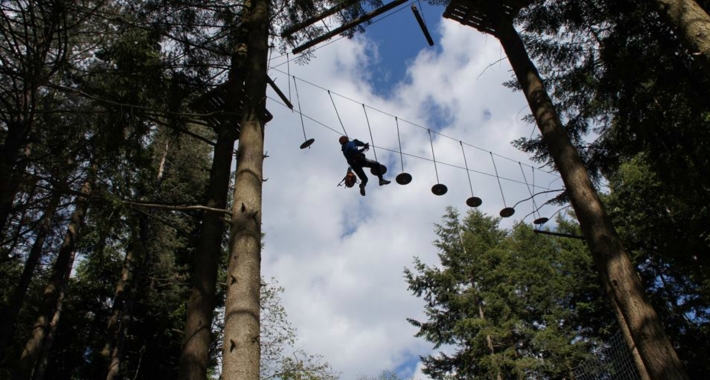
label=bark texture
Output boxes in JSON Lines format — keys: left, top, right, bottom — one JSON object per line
{"left": 103, "top": 218, "right": 146, "bottom": 380}
{"left": 178, "top": 125, "right": 236, "bottom": 380}
{"left": 14, "top": 165, "right": 96, "bottom": 380}
{"left": 221, "top": 0, "right": 270, "bottom": 377}
{"left": 0, "top": 191, "right": 61, "bottom": 360}
{"left": 653, "top": 0, "right": 710, "bottom": 76}
{"left": 496, "top": 22, "right": 689, "bottom": 380}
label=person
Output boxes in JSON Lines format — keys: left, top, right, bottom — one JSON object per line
{"left": 339, "top": 136, "right": 390, "bottom": 196}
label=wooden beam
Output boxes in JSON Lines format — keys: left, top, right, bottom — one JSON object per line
{"left": 292, "top": 0, "right": 409, "bottom": 54}
{"left": 280, "top": 0, "right": 360, "bottom": 37}
{"left": 411, "top": 5, "right": 434, "bottom": 46}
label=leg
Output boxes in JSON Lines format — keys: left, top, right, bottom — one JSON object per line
{"left": 360, "top": 158, "right": 384, "bottom": 180}
{"left": 351, "top": 165, "right": 368, "bottom": 186}
{"left": 360, "top": 158, "right": 390, "bottom": 185}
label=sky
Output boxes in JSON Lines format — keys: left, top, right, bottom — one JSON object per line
{"left": 258, "top": 2, "right": 563, "bottom": 379}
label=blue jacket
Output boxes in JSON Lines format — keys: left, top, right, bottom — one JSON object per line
{"left": 342, "top": 139, "right": 366, "bottom": 162}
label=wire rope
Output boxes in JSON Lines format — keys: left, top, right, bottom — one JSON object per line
{"left": 428, "top": 130, "right": 440, "bottom": 183}
{"left": 490, "top": 152, "right": 507, "bottom": 206}
{"left": 329, "top": 90, "right": 348, "bottom": 136}
{"left": 292, "top": 75, "right": 308, "bottom": 142}
{"left": 460, "top": 141, "right": 475, "bottom": 197}
{"left": 362, "top": 105, "right": 378, "bottom": 163}
{"left": 395, "top": 117, "right": 405, "bottom": 171}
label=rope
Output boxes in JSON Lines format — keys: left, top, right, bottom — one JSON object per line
{"left": 362, "top": 104, "right": 378, "bottom": 163}
{"left": 428, "top": 130, "right": 440, "bottom": 183}
{"left": 292, "top": 75, "right": 308, "bottom": 141}
{"left": 460, "top": 141, "right": 474, "bottom": 197}
{"left": 329, "top": 90, "right": 347, "bottom": 136}
{"left": 519, "top": 162, "right": 539, "bottom": 219}
{"left": 395, "top": 117, "right": 405, "bottom": 171}
{"left": 490, "top": 152, "right": 507, "bottom": 206}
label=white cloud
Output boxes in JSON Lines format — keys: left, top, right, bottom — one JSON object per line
{"left": 259, "top": 15, "right": 561, "bottom": 380}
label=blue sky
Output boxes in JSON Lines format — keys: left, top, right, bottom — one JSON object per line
{"left": 261, "top": 2, "right": 564, "bottom": 379}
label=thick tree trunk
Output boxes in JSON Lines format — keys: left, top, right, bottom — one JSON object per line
{"left": 496, "top": 22, "right": 689, "bottom": 380}
{"left": 178, "top": 125, "right": 235, "bottom": 380}
{"left": 221, "top": 0, "right": 270, "bottom": 377}
{"left": 652, "top": 0, "right": 710, "bottom": 77}
{"left": 0, "top": 191, "right": 61, "bottom": 360}
{"left": 14, "top": 165, "right": 96, "bottom": 380}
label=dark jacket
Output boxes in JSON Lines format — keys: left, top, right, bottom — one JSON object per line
{"left": 341, "top": 139, "right": 367, "bottom": 163}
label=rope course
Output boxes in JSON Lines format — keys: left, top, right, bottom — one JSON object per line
{"left": 272, "top": 68, "right": 555, "bottom": 175}
{"left": 265, "top": 73, "right": 564, "bottom": 222}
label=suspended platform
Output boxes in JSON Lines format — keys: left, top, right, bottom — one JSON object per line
{"left": 442, "top": 0, "right": 531, "bottom": 36}
{"left": 190, "top": 76, "right": 273, "bottom": 136}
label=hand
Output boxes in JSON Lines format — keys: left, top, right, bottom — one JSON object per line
{"left": 363, "top": 143, "right": 370, "bottom": 151}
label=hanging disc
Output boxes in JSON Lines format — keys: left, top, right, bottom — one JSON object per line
{"left": 431, "top": 183, "right": 448, "bottom": 196}
{"left": 396, "top": 172, "right": 412, "bottom": 185}
{"left": 299, "top": 138, "right": 315, "bottom": 149}
{"left": 466, "top": 196, "right": 482, "bottom": 208}
{"left": 370, "top": 164, "right": 387, "bottom": 176}
{"left": 533, "top": 217, "right": 549, "bottom": 225}
{"left": 499, "top": 207, "right": 515, "bottom": 218}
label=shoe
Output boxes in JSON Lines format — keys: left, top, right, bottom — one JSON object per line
{"left": 359, "top": 183, "right": 366, "bottom": 196}
{"left": 379, "top": 179, "right": 391, "bottom": 186}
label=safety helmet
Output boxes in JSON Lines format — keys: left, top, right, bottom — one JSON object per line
{"left": 344, "top": 171, "right": 357, "bottom": 188}
{"left": 339, "top": 136, "right": 348, "bottom": 145}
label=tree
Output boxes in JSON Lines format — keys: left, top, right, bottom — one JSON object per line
{"left": 16, "top": 159, "right": 98, "bottom": 380}
{"left": 649, "top": 0, "right": 710, "bottom": 77}
{"left": 406, "top": 208, "right": 612, "bottom": 379}
{"left": 221, "top": 0, "right": 271, "bottom": 377}
{"left": 486, "top": 13, "right": 689, "bottom": 379}
{"left": 0, "top": 0, "right": 70, "bottom": 236}
{"left": 259, "top": 279, "right": 339, "bottom": 380}
{"left": 603, "top": 156, "right": 710, "bottom": 378}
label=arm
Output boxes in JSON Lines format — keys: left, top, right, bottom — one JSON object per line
{"left": 353, "top": 139, "right": 369, "bottom": 152}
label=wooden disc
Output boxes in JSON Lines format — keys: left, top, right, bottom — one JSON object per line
{"left": 431, "top": 183, "right": 448, "bottom": 196}
{"left": 466, "top": 197, "right": 482, "bottom": 208}
{"left": 396, "top": 172, "right": 412, "bottom": 185}
{"left": 300, "top": 138, "right": 315, "bottom": 149}
{"left": 499, "top": 207, "right": 515, "bottom": 218}
{"left": 533, "top": 217, "right": 549, "bottom": 225}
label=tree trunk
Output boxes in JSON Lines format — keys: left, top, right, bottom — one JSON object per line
{"left": 610, "top": 295, "right": 652, "bottom": 380}
{"left": 0, "top": 191, "right": 61, "bottom": 360}
{"left": 102, "top": 239, "right": 134, "bottom": 360}
{"left": 496, "top": 22, "right": 689, "bottom": 380}
{"left": 0, "top": 120, "right": 32, "bottom": 238}
{"left": 31, "top": 290, "right": 64, "bottom": 380}
{"left": 178, "top": 124, "right": 236, "bottom": 380}
{"left": 14, "top": 164, "right": 96, "bottom": 380}
{"left": 105, "top": 219, "right": 146, "bottom": 380}
{"left": 221, "top": 0, "right": 270, "bottom": 377}
{"left": 652, "top": 0, "right": 710, "bottom": 77}
{"left": 102, "top": 220, "right": 145, "bottom": 380}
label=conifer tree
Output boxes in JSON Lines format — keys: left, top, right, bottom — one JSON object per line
{"left": 406, "top": 208, "right": 611, "bottom": 379}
